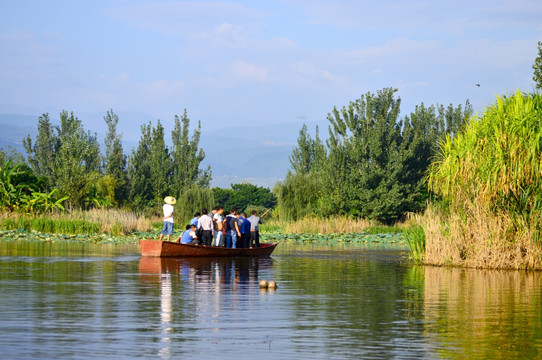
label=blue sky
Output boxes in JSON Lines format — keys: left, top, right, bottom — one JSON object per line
{"left": 1, "top": 0, "right": 541, "bottom": 129}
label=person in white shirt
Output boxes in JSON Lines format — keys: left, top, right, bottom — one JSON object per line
{"left": 196, "top": 208, "right": 214, "bottom": 246}
{"left": 159, "top": 196, "right": 176, "bottom": 242}
{"left": 213, "top": 206, "right": 224, "bottom": 246}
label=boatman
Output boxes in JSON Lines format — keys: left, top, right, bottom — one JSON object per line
{"left": 159, "top": 196, "right": 176, "bottom": 242}
{"left": 248, "top": 210, "right": 262, "bottom": 248}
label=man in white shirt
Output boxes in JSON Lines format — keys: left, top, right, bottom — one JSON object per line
{"left": 196, "top": 208, "right": 214, "bottom": 246}
{"left": 213, "top": 206, "right": 224, "bottom": 246}
{"left": 159, "top": 196, "right": 176, "bottom": 242}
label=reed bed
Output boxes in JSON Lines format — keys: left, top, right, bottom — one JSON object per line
{"left": 266, "top": 216, "right": 375, "bottom": 234}
{"left": 0, "top": 209, "right": 156, "bottom": 236}
{"left": 421, "top": 205, "right": 542, "bottom": 269}
{"left": 423, "top": 91, "right": 542, "bottom": 269}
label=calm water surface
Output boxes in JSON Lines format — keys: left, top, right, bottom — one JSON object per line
{"left": 1, "top": 241, "right": 541, "bottom": 359}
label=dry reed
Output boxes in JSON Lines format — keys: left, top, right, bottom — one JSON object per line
{"left": 422, "top": 205, "right": 542, "bottom": 269}
{"left": 274, "top": 216, "right": 375, "bottom": 234}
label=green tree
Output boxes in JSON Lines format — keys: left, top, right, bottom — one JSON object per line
{"left": 53, "top": 111, "right": 101, "bottom": 208}
{"left": 127, "top": 120, "right": 171, "bottom": 207}
{"left": 176, "top": 185, "right": 215, "bottom": 224}
{"left": 323, "top": 88, "right": 405, "bottom": 221}
{"left": 533, "top": 41, "right": 542, "bottom": 90}
{"left": 170, "top": 110, "right": 211, "bottom": 196}
{"left": 212, "top": 183, "right": 277, "bottom": 212}
{"left": 148, "top": 120, "right": 170, "bottom": 201}
{"left": 103, "top": 109, "right": 128, "bottom": 205}
{"left": 274, "top": 172, "right": 322, "bottom": 221}
{"left": 127, "top": 122, "right": 153, "bottom": 206}
{"left": 23, "top": 113, "right": 58, "bottom": 184}
{"left": 289, "top": 124, "right": 326, "bottom": 175}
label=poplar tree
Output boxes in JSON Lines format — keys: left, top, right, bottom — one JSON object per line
{"left": 533, "top": 41, "right": 542, "bottom": 90}
{"left": 23, "top": 113, "right": 58, "bottom": 184}
{"left": 170, "top": 110, "right": 211, "bottom": 197}
{"left": 103, "top": 109, "right": 128, "bottom": 204}
{"left": 127, "top": 120, "right": 171, "bottom": 206}
{"left": 53, "top": 111, "right": 101, "bottom": 208}
{"left": 289, "top": 124, "right": 326, "bottom": 175}
{"left": 127, "top": 122, "right": 153, "bottom": 206}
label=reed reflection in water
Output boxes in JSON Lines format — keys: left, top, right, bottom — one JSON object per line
{"left": 421, "top": 266, "right": 542, "bottom": 359}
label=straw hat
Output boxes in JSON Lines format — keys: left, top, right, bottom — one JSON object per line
{"left": 164, "top": 196, "right": 176, "bottom": 205}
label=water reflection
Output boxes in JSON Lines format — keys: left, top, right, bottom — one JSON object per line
{"left": 421, "top": 266, "right": 542, "bottom": 359}
{"left": 1, "top": 241, "right": 542, "bottom": 359}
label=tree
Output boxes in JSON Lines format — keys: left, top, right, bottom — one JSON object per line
{"left": 278, "top": 88, "right": 473, "bottom": 223}
{"left": 176, "top": 185, "right": 215, "bottom": 224}
{"left": 289, "top": 124, "right": 326, "bottom": 175}
{"left": 23, "top": 113, "right": 57, "bottom": 184}
{"left": 53, "top": 111, "right": 101, "bottom": 208}
{"left": 170, "top": 110, "right": 211, "bottom": 196}
{"left": 128, "top": 121, "right": 170, "bottom": 207}
{"left": 274, "top": 172, "right": 322, "bottom": 221}
{"left": 103, "top": 109, "right": 128, "bottom": 205}
{"left": 212, "top": 183, "right": 277, "bottom": 213}
{"left": 148, "top": 120, "right": 170, "bottom": 201}
{"left": 533, "top": 41, "right": 542, "bottom": 90}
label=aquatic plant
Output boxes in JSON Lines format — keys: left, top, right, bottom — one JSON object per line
{"left": 425, "top": 91, "right": 542, "bottom": 268}
{"left": 404, "top": 225, "right": 425, "bottom": 263}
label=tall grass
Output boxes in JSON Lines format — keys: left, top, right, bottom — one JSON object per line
{"left": 265, "top": 216, "right": 375, "bottom": 234}
{"left": 0, "top": 209, "right": 156, "bottom": 235}
{"left": 425, "top": 91, "right": 542, "bottom": 269}
{"left": 404, "top": 225, "right": 426, "bottom": 263}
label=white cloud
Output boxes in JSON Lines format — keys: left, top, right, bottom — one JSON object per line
{"left": 105, "top": 1, "right": 262, "bottom": 39}
{"left": 227, "top": 60, "right": 269, "bottom": 82}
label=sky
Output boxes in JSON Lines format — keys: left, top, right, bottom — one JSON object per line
{"left": 1, "top": 0, "right": 541, "bottom": 131}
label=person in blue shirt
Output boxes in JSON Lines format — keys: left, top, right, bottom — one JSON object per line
{"left": 239, "top": 212, "right": 251, "bottom": 248}
{"left": 190, "top": 212, "right": 200, "bottom": 228}
{"left": 177, "top": 224, "right": 198, "bottom": 244}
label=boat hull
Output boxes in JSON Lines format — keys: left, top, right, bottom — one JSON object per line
{"left": 139, "top": 239, "right": 278, "bottom": 257}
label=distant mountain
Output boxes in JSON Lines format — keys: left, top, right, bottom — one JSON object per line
{"left": 0, "top": 111, "right": 327, "bottom": 188}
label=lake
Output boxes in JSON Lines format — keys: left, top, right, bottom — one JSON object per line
{"left": 1, "top": 241, "right": 541, "bottom": 359}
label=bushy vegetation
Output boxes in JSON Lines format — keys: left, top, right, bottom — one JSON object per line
{"left": 424, "top": 91, "right": 542, "bottom": 269}
{"left": 212, "top": 183, "right": 277, "bottom": 213}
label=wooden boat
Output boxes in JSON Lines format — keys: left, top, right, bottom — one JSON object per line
{"left": 139, "top": 239, "right": 278, "bottom": 257}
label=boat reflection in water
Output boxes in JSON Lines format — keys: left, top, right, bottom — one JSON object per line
{"left": 139, "top": 256, "right": 275, "bottom": 359}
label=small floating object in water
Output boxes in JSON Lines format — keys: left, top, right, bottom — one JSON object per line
{"left": 267, "top": 280, "right": 277, "bottom": 289}
{"left": 259, "top": 279, "right": 268, "bottom": 288}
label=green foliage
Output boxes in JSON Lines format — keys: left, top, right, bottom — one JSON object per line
{"left": 277, "top": 88, "right": 472, "bottom": 223}
{"left": 0, "top": 161, "right": 40, "bottom": 211}
{"left": 0, "top": 216, "right": 100, "bottom": 234}
{"left": 175, "top": 185, "right": 214, "bottom": 224}
{"left": 428, "top": 91, "right": 542, "bottom": 240}
{"left": 23, "top": 111, "right": 102, "bottom": 209}
{"left": 289, "top": 124, "right": 326, "bottom": 174}
{"left": 212, "top": 183, "right": 277, "bottom": 213}
{"left": 404, "top": 225, "right": 426, "bottom": 262}
{"left": 23, "top": 113, "right": 57, "bottom": 183}
{"left": 274, "top": 171, "right": 323, "bottom": 221}
{"left": 20, "top": 189, "right": 69, "bottom": 213}
{"left": 533, "top": 41, "right": 542, "bottom": 90}
{"left": 170, "top": 110, "right": 211, "bottom": 194}
{"left": 103, "top": 109, "right": 128, "bottom": 205}
{"left": 127, "top": 111, "right": 211, "bottom": 210}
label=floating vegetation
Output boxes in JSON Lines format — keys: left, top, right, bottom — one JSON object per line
{"left": 261, "top": 230, "right": 406, "bottom": 245}
{"left": 0, "top": 229, "right": 153, "bottom": 245}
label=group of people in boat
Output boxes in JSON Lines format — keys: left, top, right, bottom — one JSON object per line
{"left": 158, "top": 196, "right": 262, "bottom": 248}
